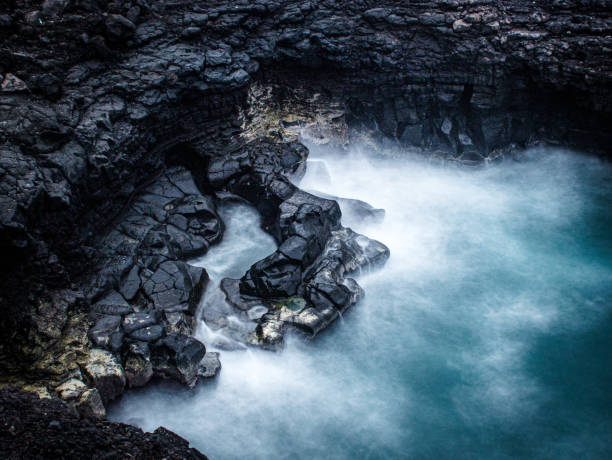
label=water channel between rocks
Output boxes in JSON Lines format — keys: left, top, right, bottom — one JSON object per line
{"left": 109, "top": 143, "right": 612, "bottom": 460}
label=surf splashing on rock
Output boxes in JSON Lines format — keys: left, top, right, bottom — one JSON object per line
{"left": 110, "top": 144, "right": 612, "bottom": 459}
{"left": 191, "top": 202, "right": 277, "bottom": 351}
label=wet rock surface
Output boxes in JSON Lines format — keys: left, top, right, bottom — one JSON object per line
{"left": 81, "top": 167, "right": 216, "bottom": 394}
{"left": 0, "top": 387, "right": 208, "bottom": 459}
{"left": 198, "top": 351, "right": 222, "bottom": 379}
{"left": 204, "top": 141, "right": 390, "bottom": 350}
{"left": 308, "top": 191, "right": 386, "bottom": 226}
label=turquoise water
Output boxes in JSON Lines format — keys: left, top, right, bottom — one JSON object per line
{"left": 109, "top": 146, "right": 612, "bottom": 459}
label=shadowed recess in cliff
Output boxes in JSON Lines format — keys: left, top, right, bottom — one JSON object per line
{"left": 109, "top": 144, "right": 612, "bottom": 459}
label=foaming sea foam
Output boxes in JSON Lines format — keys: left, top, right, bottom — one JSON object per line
{"left": 109, "top": 144, "right": 612, "bottom": 459}
{"left": 189, "top": 203, "right": 276, "bottom": 350}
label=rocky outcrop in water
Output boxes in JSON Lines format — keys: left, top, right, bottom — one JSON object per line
{"left": 82, "top": 137, "right": 388, "bottom": 390}
{"left": 0, "top": 0, "right": 610, "bottom": 438}
{"left": 206, "top": 140, "right": 389, "bottom": 349}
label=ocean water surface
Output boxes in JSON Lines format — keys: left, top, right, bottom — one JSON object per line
{"left": 109, "top": 145, "right": 612, "bottom": 459}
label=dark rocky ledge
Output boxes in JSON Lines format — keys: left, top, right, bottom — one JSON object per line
{"left": 0, "top": 0, "right": 610, "bottom": 454}
{"left": 0, "top": 387, "right": 207, "bottom": 459}
{"left": 208, "top": 141, "right": 389, "bottom": 350}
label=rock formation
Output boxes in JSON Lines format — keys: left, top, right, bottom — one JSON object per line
{"left": 0, "top": 0, "right": 610, "bottom": 454}
{"left": 206, "top": 140, "right": 389, "bottom": 350}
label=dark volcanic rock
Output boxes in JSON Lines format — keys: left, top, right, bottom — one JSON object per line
{"left": 241, "top": 252, "right": 303, "bottom": 298}
{"left": 130, "top": 325, "right": 165, "bottom": 342}
{"left": 151, "top": 333, "right": 206, "bottom": 386}
{"left": 203, "top": 139, "right": 390, "bottom": 349}
{"left": 91, "top": 291, "right": 133, "bottom": 317}
{"left": 0, "top": 0, "right": 610, "bottom": 434}
{"left": 123, "top": 341, "right": 154, "bottom": 388}
{"left": 122, "top": 312, "right": 159, "bottom": 334}
{"left": 83, "top": 348, "right": 126, "bottom": 405}
{"left": 311, "top": 191, "right": 386, "bottom": 226}
{"left": 88, "top": 315, "right": 122, "bottom": 349}
{"left": 0, "top": 388, "right": 207, "bottom": 459}
{"left": 69, "top": 166, "right": 217, "bottom": 404}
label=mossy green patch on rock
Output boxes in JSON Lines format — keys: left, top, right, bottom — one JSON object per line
{"left": 273, "top": 297, "right": 307, "bottom": 313}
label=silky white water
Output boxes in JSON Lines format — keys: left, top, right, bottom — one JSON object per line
{"left": 110, "top": 145, "right": 612, "bottom": 459}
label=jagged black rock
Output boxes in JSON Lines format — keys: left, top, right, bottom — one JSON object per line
{"left": 0, "top": 0, "right": 610, "bottom": 456}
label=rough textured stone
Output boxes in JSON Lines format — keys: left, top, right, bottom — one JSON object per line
{"left": 55, "top": 378, "right": 87, "bottom": 402}
{"left": 151, "top": 334, "right": 206, "bottom": 386}
{"left": 88, "top": 315, "right": 122, "bottom": 349}
{"left": 0, "top": 0, "right": 610, "bottom": 427}
{"left": 203, "top": 140, "right": 389, "bottom": 349}
{"left": 123, "top": 342, "right": 154, "bottom": 388}
{"left": 122, "top": 313, "right": 158, "bottom": 334}
{"left": 83, "top": 349, "right": 126, "bottom": 404}
{"left": 75, "top": 388, "right": 107, "bottom": 419}
{"left": 197, "top": 352, "right": 222, "bottom": 379}
{"left": 0, "top": 388, "right": 207, "bottom": 458}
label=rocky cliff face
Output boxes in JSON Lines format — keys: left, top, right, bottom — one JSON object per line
{"left": 0, "top": 0, "right": 610, "bottom": 429}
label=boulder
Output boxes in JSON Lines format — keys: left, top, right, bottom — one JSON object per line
{"left": 83, "top": 349, "right": 126, "bottom": 404}
{"left": 240, "top": 251, "right": 302, "bottom": 298}
{"left": 55, "top": 379, "right": 87, "bottom": 402}
{"left": 163, "top": 312, "right": 191, "bottom": 335}
{"left": 122, "top": 312, "right": 159, "bottom": 334}
{"left": 130, "top": 325, "right": 164, "bottom": 342}
{"left": 197, "top": 352, "right": 221, "bottom": 379}
{"left": 119, "top": 265, "right": 141, "bottom": 301}
{"left": 151, "top": 334, "right": 206, "bottom": 386}
{"left": 74, "top": 388, "right": 106, "bottom": 419}
{"left": 88, "top": 315, "right": 122, "bottom": 349}
{"left": 312, "top": 191, "right": 386, "bottom": 225}
{"left": 91, "top": 291, "right": 132, "bottom": 317}
{"left": 123, "top": 342, "right": 153, "bottom": 388}
{"left": 278, "top": 235, "right": 320, "bottom": 267}
{"left": 248, "top": 315, "right": 284, "bottom": 350}
{"left": 142, "top": 261, "right": 208, "bottom": 314}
